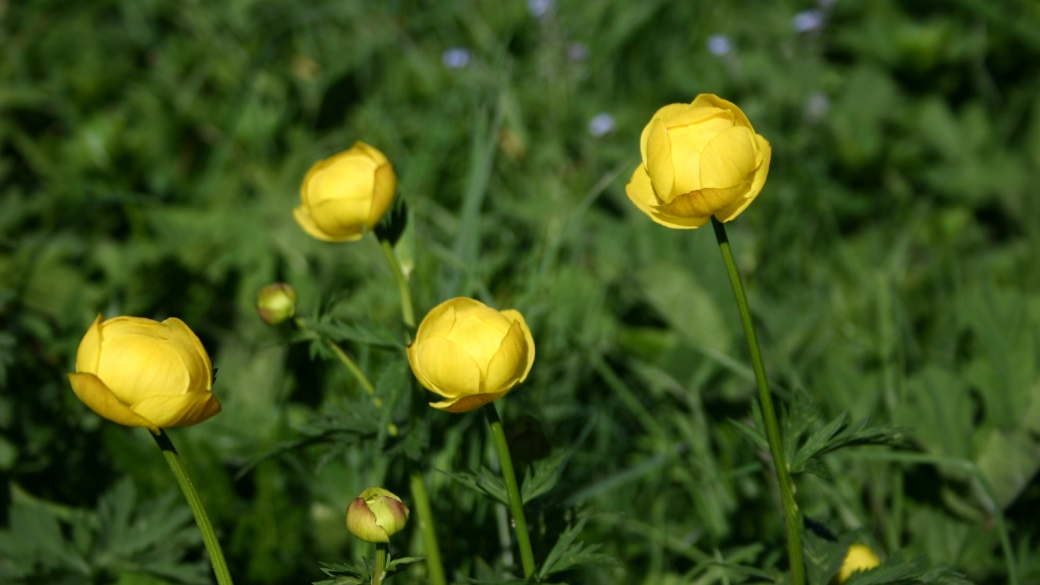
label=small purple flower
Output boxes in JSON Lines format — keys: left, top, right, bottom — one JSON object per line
{"left": 792, "top": 9, "right": 824, "bottom": 33}
{"left": 528, "top": 0, "right": 553, "bottom": 17}
{"left": 442, "top": 48, "right": 471, "bottom": 69}
{"left": 706, "top": 34, "right": 732, "bottom": 57}
{"left": 567, "top": 42, "right": 589, "bottom": 62}
{"left": 588, "top": 113, "right": 616, "bottom": 137}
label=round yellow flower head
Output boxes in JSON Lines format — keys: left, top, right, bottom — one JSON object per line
{"left": 626, "top": 94, "right": 772, "bottom": 228}
{"left": 293, "top": 141, "right": 397, "bottom": 242}
{"left": 346, "top": 487, "right": 410, "bottom": 543}
{"left": 256, "top": 283, "right": 298, "bottom": 325}
{"left": 407, "top": 298, "right": 535, "bottom": 413}
{"left": 67, "top": 315, "right": 220, "bottom": 432}
{"left": 837, "top": 544, "right": 880, "bottom": 583}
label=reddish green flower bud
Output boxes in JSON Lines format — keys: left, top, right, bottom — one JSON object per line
{"left": 256, "top": 283, "right": 298, "bottom": 325}
{"left": 346, "top": 487, "right": 409, "bottom": 543}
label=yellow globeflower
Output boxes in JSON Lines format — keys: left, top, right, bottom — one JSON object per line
{"left": 293, "top": 141, "right": 397, "bottom": 242}
{"left": 407, "top": 298, "right": 535, "bottom": 413}
{"left": 837, "top": 544, "right": 881, "bottom": 583}
{"left": 625, "top": 94, "right": 771, "bottom": 228}
{"left": 67, "top": 315, "right": 221, "bottom": 432}
{"left": 346, "top": 487, "right": 410, "bottom": 543}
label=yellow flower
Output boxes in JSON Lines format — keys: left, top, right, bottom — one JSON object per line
{"left": 293, "top": 141, "right": 397, "bottom": 242}
{"left": 67, "top": 315, "right": 221, "bottom": 432}
{"left": 625, "top": 94, "right": 771, "bottom": 228}
{"left": 837, "top": 544, "right": 880, "bottom": 583}
{"left": 407, "top": 298, "right": 535, "bottom": 413}
{"left": 346, "top": 487, "right": 410, "bottom": 543}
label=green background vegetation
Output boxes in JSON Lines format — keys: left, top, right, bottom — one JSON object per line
{"left": 2, "top": 0, "right": 1040, "bottom": 583}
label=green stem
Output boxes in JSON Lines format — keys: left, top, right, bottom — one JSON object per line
{"left": 373, "top": 542, "right": 388, "bottom": 585}
{"left": 710, "top": 217, "right": 804, "bottom": 585}
{"left": 483, "top": 404, "right": 536, "bottom": 578}
{"left": 410, "top": 472, "right": 447, "bottom": 585}
{"left": 152, "top": 430, "right": 234, "bottom": 585}
{"left": 847, "top": 451, "right": 1019, "bottom": 585}
{"left": 295, "top": 317, "right": 375, "bottom": 396}
{"left": 380, "top": 239, "right": 415, "bottom": 329}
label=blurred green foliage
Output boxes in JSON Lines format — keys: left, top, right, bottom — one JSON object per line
{"left": 2, "top": 0, "right": 1040, "bottom": 583}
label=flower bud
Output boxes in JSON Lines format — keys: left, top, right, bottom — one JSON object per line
{"left": 346, "top": 487, "right": 409, "bottom": 543}
{"left": 256, "top": 283, "right": 298, "bottom": 325}
{"left": 625, "top": 94, "right": 771, "bottom": 228}
{"left": 67, "top": 315, "right": 220, "bottom": 432}
{"left": 407, "top": 298, "right": 535, "bottom": 413}
{"left": 293, "top": 142, "right": 397, "bottom": 242}
{"left": 837, "top": 544, "right": 880, "bottom": 583}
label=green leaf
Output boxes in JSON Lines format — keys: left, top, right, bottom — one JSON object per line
{"left": 843, "top": 552, "right": 971, "bottom": 585}
{"left": 538, "top": 517, "right": 622, "bottom": 579}
{"left": 303, "top": 315, "right": 405, "bottom": 350}
{"left": 521, "top": 449, "right": 568, "bottom": 504}
{"left": 439, "top": 468, "right": 509, "bottom": 507}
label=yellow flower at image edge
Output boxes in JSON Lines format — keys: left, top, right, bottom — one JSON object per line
{"left": 837, "top": 544, "right": 881, "bottom": 583}
{"left": 67, "top": 315, "right": 221, "bottom": 432}
{"left": 626, "top": 93, "right": 772, "bottom": 229}
{"left": 294, "top": 141, "right": 397, "bottom": 242}
{"left": 407, "top": 298, "right": 535, "bottom": 413}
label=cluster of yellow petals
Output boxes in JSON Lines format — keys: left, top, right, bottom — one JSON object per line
{"left": 626, "top": 94, "right": 771, "bottom": 228}
{"left": 407, "top": 298, "right": 535, "bottom": 413}
{"left": 67, "top": 315, "right": 220, "bottom": 432}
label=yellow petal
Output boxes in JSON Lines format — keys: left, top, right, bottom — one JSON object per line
{"left": 645, "top": 119, "right": 675, "bottom": 200}
{"left": 307, "top": 198, "right": 369, "bottom": 241}
{"left": 367, "top": 163, "right": 397, "bottom": 227}
{"left": 416, "top": 301, "right": 459, "bottom": 342}
{"left": 447, "top": 310, "right": 511, "bottom": 375}
{"left": 655, "top": 181, "right": 750, "bottom": 219}
{"left": 714, "top": 135, "right": 771, "bottom": 222}
{"left": 96, "top": 332, "right": 191, "bottom": 404}
{"left": 130, "top": 391, "right": 222, "bottom": 428}
{"left": 75, "top": 314, "right": 104, "bottom": 375}
{"left": 483, "top": 320, "right": 529, "bottom": 393}
{"left": 430, "top": 389, "right": 510, "bottom": 413}
{"left": 68, "top": 373, "right": 156, "bottom": 430}
{"left": 640, "top": 103, "right": 691, "bottom": 164}
{"left": 699, "top": 126, "right": 758, "bottom": 190}
{"left": 163, "top": 318, "right": 213, "bottom": 393}
{"left": 351, "top": 141, "right": 390, "bottom": 166}
{"left": 667, "top": 113, "right": 735, "bottom": 195}
{"left": 407, "top": 341, "right": 440, "bottom": 398}
{"left": 625, "top": 165, "right": 658, "bottom": 219}
{"left": 499, "top": 309, "right": 535, "bottom": 381}
{"left": 415, "top": 337, "right": 482, "bottom": 399}
{"left": 691, "top": 94, "right": 754, "bottom": 132}
{"left": 626, "top": 166, "right": 710, "bottom": 229}
{"left": 293, "top": 205, "right": 341, "bottom": 242}
{"left": 304, "top": 153, "right": 377, "bottom": 206}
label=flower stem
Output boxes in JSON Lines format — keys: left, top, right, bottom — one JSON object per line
{"left": 295, "top": 317, "right": 375, "bottom": 396}
{"left": 373, "top": 542, "right": 388, "bottom": 585}
{"left": 380, "top": 239, "right": 415, "bottom": 329}
{"left": 710, "top": 217, "right": 804, "bottom": 585}
{"left": 410, "top": 471, "right": 447, "bottom": 585}
{"left": 152, "top": 430, "right": 234, "bottom": 585}
{"left": 483, "top": 404, "right": 536, "bottom": 578}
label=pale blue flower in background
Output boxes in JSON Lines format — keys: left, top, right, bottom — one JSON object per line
{"left": 442, "top": 48, "right": 471, "bottom": 69}
{"left": 568, "top": 42, "right": 589, "bottom": 62}
{"left": 805, "top": 91, "right": 830, "bottom": 121}
{"left": 588, "top": 113, "right": 616, "bottom": 137}
{"left": 528, "top": 0, "right": 553, "bottom": 18}
{"left": 706, "top": 34, "right": 731, "bottom": 57}
{"left": 792, "top": 9, "right": 824, "bottom": 33}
